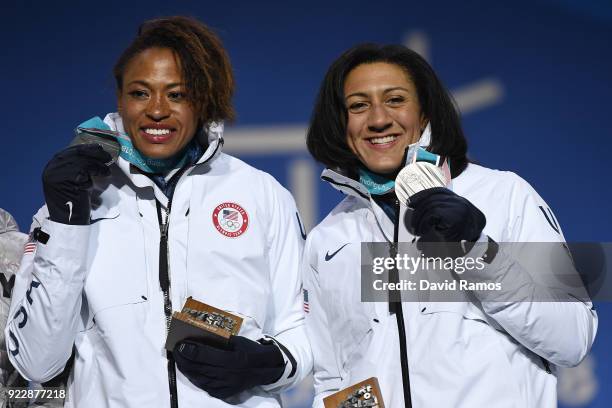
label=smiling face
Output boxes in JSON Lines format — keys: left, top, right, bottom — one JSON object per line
{"left": 117, "top": 47, "right": 198, "bottom": 159}
{"left": 344, "top": 62, "right": 427, "bottom": 174}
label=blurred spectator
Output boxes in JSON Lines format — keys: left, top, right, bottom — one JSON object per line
{"left": 1, "top": 208, "right": 64, "bottom": 408}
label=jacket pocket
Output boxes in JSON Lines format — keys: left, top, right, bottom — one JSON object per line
{"left": 89, "top": 203, "right": 120, "bottom": 223}
{"left": 322, "top": 286, "right": 374, "bottom": 371}
{"left": 84, "top": 206, "right": 150, "bottom": 315}
{"left": 416, "top": 301, "right": 526, "bottom": 406}
{"left": 418, "top": 300, "right": 495, "bottom": 341}
{"left": 419, "top": 301, "right": 488, "bottom": 322}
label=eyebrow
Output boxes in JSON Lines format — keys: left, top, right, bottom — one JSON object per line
{"left": 126, "top": 80, "right": 185, "bottom": 89}
{"left": 345, "top": 86, "right": 412, "bottom": 99}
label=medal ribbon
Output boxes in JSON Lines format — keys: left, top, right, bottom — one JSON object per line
{"left": 76, "top": 116, "right": 191, "bottom": 174}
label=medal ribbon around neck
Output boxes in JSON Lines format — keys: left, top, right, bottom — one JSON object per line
{"left": 76, "top": 116, "right": 190, "bottom": 174}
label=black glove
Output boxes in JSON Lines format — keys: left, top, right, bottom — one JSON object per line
{"left": 174, "top": 335, "right": 286, "bottom": 400}
{"left": 42, "top": 144, "right": 112, "bottom": 225}
{"left": 407, "top": 187, "right": 486, "bottom": 257}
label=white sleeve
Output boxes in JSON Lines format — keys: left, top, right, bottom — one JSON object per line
{"left": 303, "top": 234, "right": 342, "bottom": 408}
{"left": 462, "top": 174, "right": 597, "bottom": 367}
{"left": 5, "top": 206, "right": 88, "bottom": 382}
{"left": 259, "top": 176, "right": 313, "bottom": 393}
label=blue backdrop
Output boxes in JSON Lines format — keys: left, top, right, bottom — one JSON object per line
{"left": 1, "top": 0, "right": 610, "bottom": 406}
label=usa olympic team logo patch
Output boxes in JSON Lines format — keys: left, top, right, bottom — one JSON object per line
{"left": 212, "top": 202, "right": 249, "bottom": 238}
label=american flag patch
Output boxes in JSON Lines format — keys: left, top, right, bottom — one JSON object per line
{"left": 23, "top": 242, "right": 36, "bottom": 255}
{"left": 222, "top": 209, "right": 240, "bottom": 221}
{"left": 303, "top": 289, "right": 310, "bottom": 313}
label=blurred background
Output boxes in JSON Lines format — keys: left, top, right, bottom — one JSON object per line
{"left": 1, "top": 0, "right": 610, "bottom": 406}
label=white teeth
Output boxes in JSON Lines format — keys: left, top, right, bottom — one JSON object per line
{"left": 369, "top": 135, "right": 397, "bottom": 145}
{"left": 144, "top": 128, "right": 171, "bottom": 135}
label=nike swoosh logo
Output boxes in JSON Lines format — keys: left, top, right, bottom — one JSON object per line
{"left": 65, "top": 201, "right": 73, "bottom": 222}
{"left": 325, "top": 243, "right": 349, "bottom": 261}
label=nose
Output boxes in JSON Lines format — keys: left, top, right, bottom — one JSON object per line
{"left": 145, "top": 93, "right": 170, "bottom": 121}
{"left": 367, "top": 104, "right": 393, "bottom": 133}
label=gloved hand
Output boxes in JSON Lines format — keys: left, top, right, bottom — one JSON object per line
{"left": 42, "top": 144, "right": 112, "bottom": 225}
{"left": 174, "top": 335, "right": 286, "bottom": 400}
{"left": 407, "top": 187, "right": 486, "bottom": 257}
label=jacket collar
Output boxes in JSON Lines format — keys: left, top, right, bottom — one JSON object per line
{"left": 321, "top": 168, "right": 396, "bottom": 242}
{"left": 321, "top": 168, "right": 371, "bottom": 203}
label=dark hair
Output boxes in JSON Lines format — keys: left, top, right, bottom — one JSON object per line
{"left": 113, "top": 16, "right": 235, "bottom": 125}
{"left": 306, "top": 43, "right": 468, "bottom": 178}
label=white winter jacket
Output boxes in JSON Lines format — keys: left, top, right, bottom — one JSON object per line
{"left": 304, "top": 163, "right": 597, "bottom": 408}
{"left": 5, "top": 113, "right": 312, "bottom": 407}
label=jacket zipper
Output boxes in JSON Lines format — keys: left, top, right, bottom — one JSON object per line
{"left": 389, "top": 198, "right": 413, "bottom": 408}
{"left": 157, "top": 199, "right": 179, "bottom": 408}
{"left": 153, "top": 142, "right": 220, "bottom": 407}
{"left": 324, "top": 176, "right": 414, "bottom": 406}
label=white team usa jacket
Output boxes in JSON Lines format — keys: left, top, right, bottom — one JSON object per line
{"left": 5, "top": 113, "right": 312, "bottom": 407}
{"left": 303, "top": 163, "right": 597, "bottom": 408}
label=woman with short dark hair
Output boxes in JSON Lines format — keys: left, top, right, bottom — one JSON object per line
{"left": 303, "top": 43, "right": 596, "bottom": 408}
{"left": 6, "top": 16, "right": 311, "bottom": 408}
